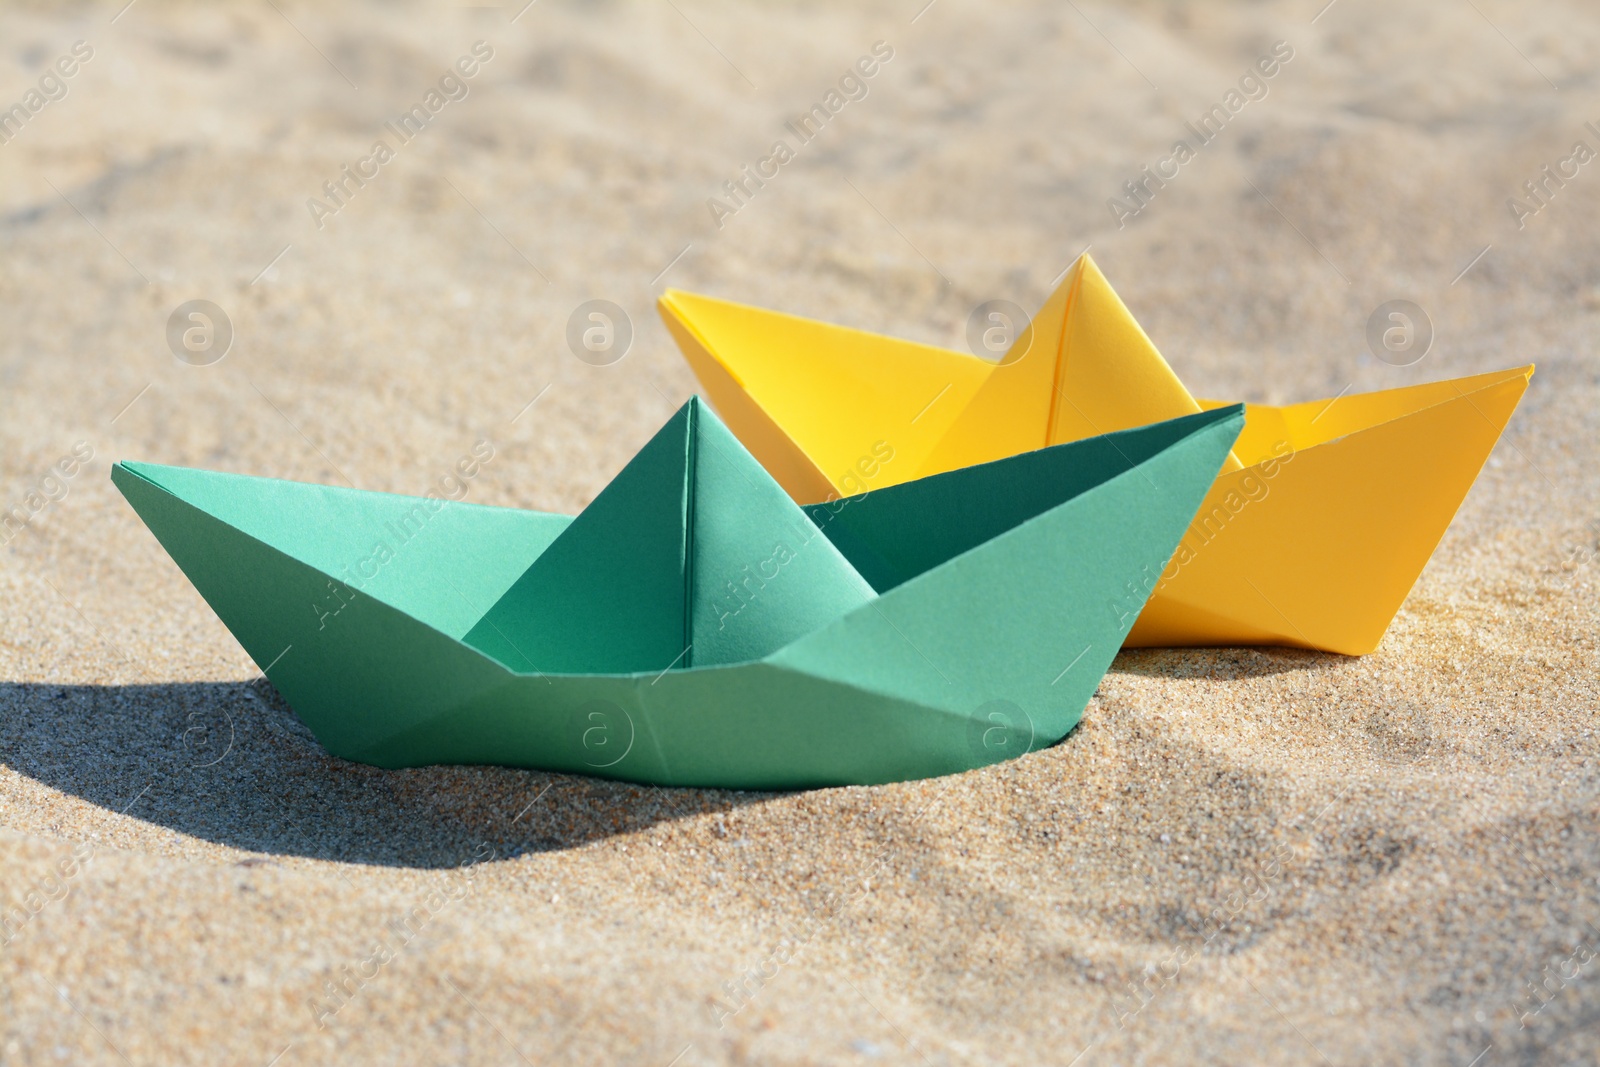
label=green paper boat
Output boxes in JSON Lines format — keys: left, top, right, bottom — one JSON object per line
{"left": 112, "top": 398, "right": 1243, "bottom": 789}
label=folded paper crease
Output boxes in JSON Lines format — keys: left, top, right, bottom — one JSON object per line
{"left": 658, "top": 254, "right": 1532, "bottom": 655}
{"left": 115, "top": 398, "right": 1244, "bottom": 788}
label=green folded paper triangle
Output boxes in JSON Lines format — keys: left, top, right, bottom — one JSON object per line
{"left": 462, "top": 400, "right": 876, "bottom": 674}
{"left": 112, "top": 397, "right": 1243, "bottom": 789}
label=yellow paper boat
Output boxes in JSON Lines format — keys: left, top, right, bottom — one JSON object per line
{"left": 658, "top": 254, "right": 1532, "bottom": 655}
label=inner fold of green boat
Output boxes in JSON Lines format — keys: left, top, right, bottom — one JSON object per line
{"left": 115, "top": 460, "right": 574, "bottom": 642}
{"left": 804, "top": 404, "right": 1243, "bottom": 594}
{"left": 114, "top": 402, "right": 1241, "bottom": 679}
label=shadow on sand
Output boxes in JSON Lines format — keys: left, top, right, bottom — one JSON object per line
{"left": 1111, "top": 644, "right": 1350, "bottom": 681}
{"left": 0, "top": 681, "right": 768, "bottom": 869}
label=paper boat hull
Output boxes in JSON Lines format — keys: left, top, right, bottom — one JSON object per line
{"left": 111, "top": 406, "right": 1242, "bottom": 788}
{"left": 658, "top": 282, "right": 1532, "bottom": 656}
{"left": 1127, "top": 367, "right": 1530, "bottom": 654}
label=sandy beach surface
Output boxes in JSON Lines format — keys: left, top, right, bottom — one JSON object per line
{"left": 3, "top": 1, "right": 1599, "bottom": 1063}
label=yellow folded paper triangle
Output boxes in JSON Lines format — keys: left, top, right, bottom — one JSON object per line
{"left": 658, "top": 254, "right": 1532, "bottom": 655}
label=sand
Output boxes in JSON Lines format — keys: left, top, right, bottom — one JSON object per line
{"left": 2, "top": 0, "right": 1598, "bottom": 1063}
